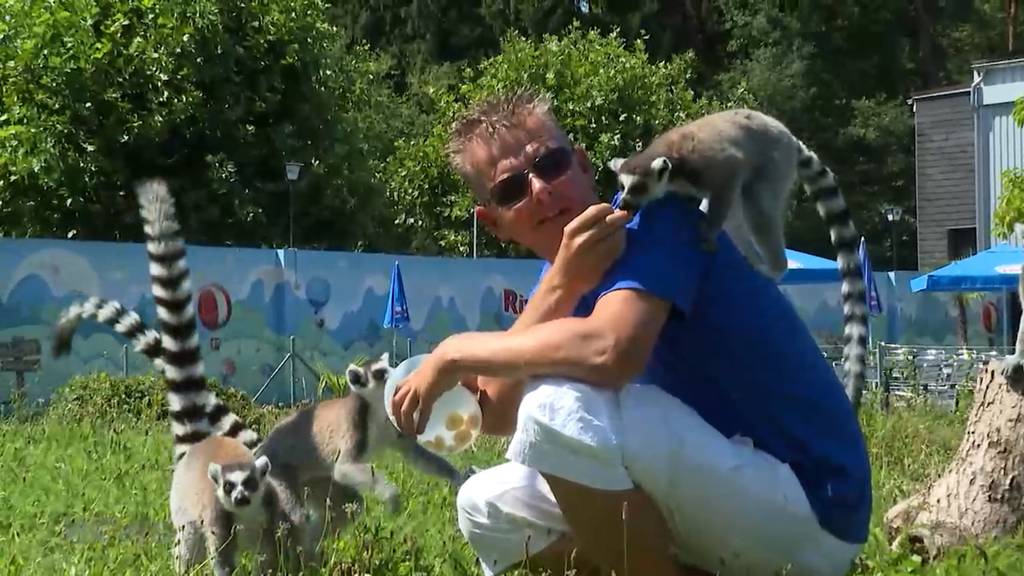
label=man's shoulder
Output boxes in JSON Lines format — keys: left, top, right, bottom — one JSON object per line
{"left": 621, "top": 193, "right": 703, "bottom": 237}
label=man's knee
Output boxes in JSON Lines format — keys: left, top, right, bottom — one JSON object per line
{"left": 455, "top": 469, "right": 492, "bottom": 534}
{"left": 455, "top": 463, "right": 571, "bottom": 575}
{"left": 507, "top": 377, "right": 633, "bottom": 492}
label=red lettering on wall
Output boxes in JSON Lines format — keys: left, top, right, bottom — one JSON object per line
{"left": 502, "top": 288, "right": 528, "bottom": 316}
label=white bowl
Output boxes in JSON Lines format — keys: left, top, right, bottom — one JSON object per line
{"left": 384, "top": 353, "right": 482, "bottom": 455}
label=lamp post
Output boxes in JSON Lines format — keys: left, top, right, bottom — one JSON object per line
{"left": 882, "top": 205, "right": 902, "bottom": 271}
{"left": 252, "top": 161, "right": 321, "bottom": 407}
{"left": 472, "top": 208, "right": 478, "bottom": 259}
{"left": 285, "top": 161, "right": 302, "bottom": 250}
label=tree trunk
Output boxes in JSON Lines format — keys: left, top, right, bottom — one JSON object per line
{"left": 954, "top": 294, "right": 968, "bottom": 347}
{"left": 914, "top": 0, "right": 940, "bottom": 87}
{"left": 1011, "top": 0, "right": 1018, "bottom": 54}
{"left": 884, "top": 360, "right": 1024, "bottom": 557}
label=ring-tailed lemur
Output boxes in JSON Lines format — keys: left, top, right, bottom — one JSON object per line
{"left": 50, "top": 296, "right": 461, "bottom": 559}
{"left": 133, "top": 179, "right": 306, "bottom": 575}
{"left": 52, "top": 242, "right": 471, "bottom": 563}
{"left": 606, "top": 108, "right": 868, "bottom": 407}
{"left": 51, "top": 295, "right": 471, "bottom": 498}
{"left": 53, "top": 296, "right": 166, "bottom": 371}
{"left": 1001, "top": 266, "right": 1024, "bottom": 383}
{"left": 253, "top": 351, "right": 471, "bottom": 526}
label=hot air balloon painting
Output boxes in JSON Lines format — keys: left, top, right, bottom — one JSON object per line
{"left": 198, "top": 283, "right": 232, "bottom": 350}
{"left": 305, "top": 276, "right": 331, "bottom": 329}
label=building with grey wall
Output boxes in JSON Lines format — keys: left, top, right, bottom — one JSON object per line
{"left": 910, "top": 57, "right": 1024, "bottom": 271}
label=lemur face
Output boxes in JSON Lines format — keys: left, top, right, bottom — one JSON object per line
{"left": 346, "top": 352, "right": 391, "bottom": 395}
{"left": 208, "top": 456, "right": 271, "bottom": 511}
{"left": 607, "top": 156, "right": 673, "bottom": 213}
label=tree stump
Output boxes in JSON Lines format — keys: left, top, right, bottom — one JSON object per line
{"left": 884, "top": 358, "right": 1024, "bottom": 557}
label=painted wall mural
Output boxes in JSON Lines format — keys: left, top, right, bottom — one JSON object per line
{"left": 0, "top": 237, "right": 1013, "bottom": 408}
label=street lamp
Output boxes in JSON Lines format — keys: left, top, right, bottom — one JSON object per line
{"left": 285, "top": 161, "right": 303, "bottom": 249}
{"left": 881, "top": 205, "right": 902, "bottom": 271}
{"left": 252, "top": 160, "right": 322, "bottom": 406}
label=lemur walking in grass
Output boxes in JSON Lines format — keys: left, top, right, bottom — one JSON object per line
{"left": 607, "top": 108, "right": 869, "bottom": 406}
{"left": 130, "top": 178, "right": 301, "bottom": 575}
{"left": 53, "top": 187, "right": 473, "bottom": 564}
{"left": 54, "top": 297, "right": 472, "bottom": 559}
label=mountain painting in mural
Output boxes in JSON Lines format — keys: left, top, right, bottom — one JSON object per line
{"left": 1, "top": 236, "right": 996, "bottom": 407}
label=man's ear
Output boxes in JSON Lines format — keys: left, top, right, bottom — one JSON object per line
{"left": 474, "top": 205, "right": 509, "bottom": 241}
{"left": 574, "top": 146, "right": 593, "bottom": 177}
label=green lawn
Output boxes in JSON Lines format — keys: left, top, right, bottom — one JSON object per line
{"left": 2, "top": 385, "right": 1023, "bottom": 575}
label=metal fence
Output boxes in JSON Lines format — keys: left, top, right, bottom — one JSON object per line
{"left": 821, "top": 343, "right": 1015, "bottom": 410}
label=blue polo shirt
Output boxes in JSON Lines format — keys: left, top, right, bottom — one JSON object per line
{"left": 531, "top": 194, "right": 872, "bottom": 545}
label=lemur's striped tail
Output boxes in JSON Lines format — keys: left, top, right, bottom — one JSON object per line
{"left": 795, "top": 141, "right": 868, "bottom": 410}
{"left": 135, "top": 179, "right": 260, "bottom": 463}
{"left": 52, "top": 296, "right": 164, "bottom": 372}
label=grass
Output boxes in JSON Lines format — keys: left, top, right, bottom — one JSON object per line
{"left": 2, "top": 386, "right": 1024, "bottom": 575}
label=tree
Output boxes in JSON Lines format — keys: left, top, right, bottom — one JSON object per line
{"left": 0, "top": 0, "right": 413, "bottom": 251}
{"left": 384, "top": 24, "right": 731, "bottom": 257}
{"left": 885, "top": 357, "right": 1024, "bottom": 557}
{"left": 992, "top": 97, "right": 1024, "bottom": 239}
{"left": 888, "top": 94, "right": 1024, "bottom": 556}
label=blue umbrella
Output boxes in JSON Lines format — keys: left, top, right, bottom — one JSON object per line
{"left": 779, "top": 249, "right": 841, "bottom": 285}
{"left": 908, "top": 242, "right": 1024, "bottom": 347}
{"left": 909, "top": 243, "right": 1024, "bottom": 293}
{"left": 859, "top": 237, "right": 883, "bottom": 315}
{"left": 383, "top": 260, "right": 410, "bottom": 364}
{"left": 383, "top": 260, "right": 410, "bottom": 329}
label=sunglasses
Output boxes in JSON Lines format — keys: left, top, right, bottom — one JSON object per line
{"left": 485, "top": 145, "right": 574, "bottom": 208}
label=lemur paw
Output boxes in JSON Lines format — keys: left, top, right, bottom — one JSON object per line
{"left": 455, "top": 466, "right": 481, "bottom": 489}
{"left": 1001, "top": 354, "right": 1024, "bottom": 383}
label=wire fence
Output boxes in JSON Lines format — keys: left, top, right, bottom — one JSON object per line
{"left": 4, "top": 341, "right": 1015, "bottom": 417}
{"left": 822, "top": 343, "right": 1015, "bottom": 411}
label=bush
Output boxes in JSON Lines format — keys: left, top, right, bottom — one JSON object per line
{"left": 47, "top": 372, "right": 283, "bottom": 433}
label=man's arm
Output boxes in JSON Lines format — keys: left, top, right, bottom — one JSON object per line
{"left": 469, "top": 267, "right": 587, "bottom": 435}
{"left": 439, "top": 288, "right": 671, "bottom": 390}
{"left": 471, "top": 204, "right": 630, "bottom": 435}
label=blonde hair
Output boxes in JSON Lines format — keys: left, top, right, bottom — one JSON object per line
{"left": 445, "top": 88, "right": 567, "bottom": 192}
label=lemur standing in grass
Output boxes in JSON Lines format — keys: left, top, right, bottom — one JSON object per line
{"left": 54, "top": 297, "right": 472, "bottom": 558}
{"left": 113, "top": 179, "right": 315, "bottom": 575}
{"left": 53, "top": 186, "right": 473, "bottom": 564}
{"left": 607, "top": 108, "right": 869, "bottom": 407}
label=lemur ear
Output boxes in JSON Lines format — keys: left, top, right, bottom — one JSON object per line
{"left": 607, "top": 157, "right": 626, "bottom": 173}
{"left": 208, "top": 463, "right": 223, "bottom": 483}
{"left": 651, "top": 157, "right": 672, "bottom": 179}
{"left": 254, "top": 455, "right": 271, "bottom": 479}
{"left": 346, "top": 365, "right": 365, "bottom": 388}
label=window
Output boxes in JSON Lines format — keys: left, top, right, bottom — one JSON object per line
{"left": 947, "top": 226, "right": 977, "bottom": 262}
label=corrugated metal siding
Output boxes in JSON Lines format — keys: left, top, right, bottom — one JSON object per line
{"left": 981, "top": 102, "right": 1024, "bottom": 246}
{"left": 984, "top": 64, "right": 1024, "bottom": 86}
{"left": 914, "top": 92, "right": 976, "bottom": 271}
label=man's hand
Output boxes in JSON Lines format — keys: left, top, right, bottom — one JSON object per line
{"left": 391, "top": 349, "right": 459, "bottom": 436}
{"left": 550, "top": 203, "right": 630, "bottom": 297}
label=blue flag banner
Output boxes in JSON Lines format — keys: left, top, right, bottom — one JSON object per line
{"left": 859, "top": 237, "right": 882, "bottom": 315}
{"left": 383, "top": 260, "right": 411, "bottom": 330}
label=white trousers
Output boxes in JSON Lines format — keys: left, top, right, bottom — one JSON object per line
{"left": 456, "top": 378, "right": 864, "bottom": 576}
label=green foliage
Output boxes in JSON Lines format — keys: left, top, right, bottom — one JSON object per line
{"left": 385, "top": 24, "right": 724, "bottom": 257}
{"left": 993, "top": 97, "right": 1024, "bottom": 240}
{"left": 994, "top": 168, "right": 1024, "bottom": 240}
{"left": 48, "top": 373, "right": 168, "bottom": 424}
{"left": 0, "top": 0, "right": 1012, "bottom": 266}
{"left": 47, "top": 372, "right": 282, "bottom": 433}
{"left": 5, "top": 396, "right": 1024, "bottom": 573}
{"left": 0, "top": 0, "right": 413, "bottom": 251}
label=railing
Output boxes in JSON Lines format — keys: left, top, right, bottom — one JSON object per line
{"left": 821, "top": 343, "right": 1015, "bottom": 410}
